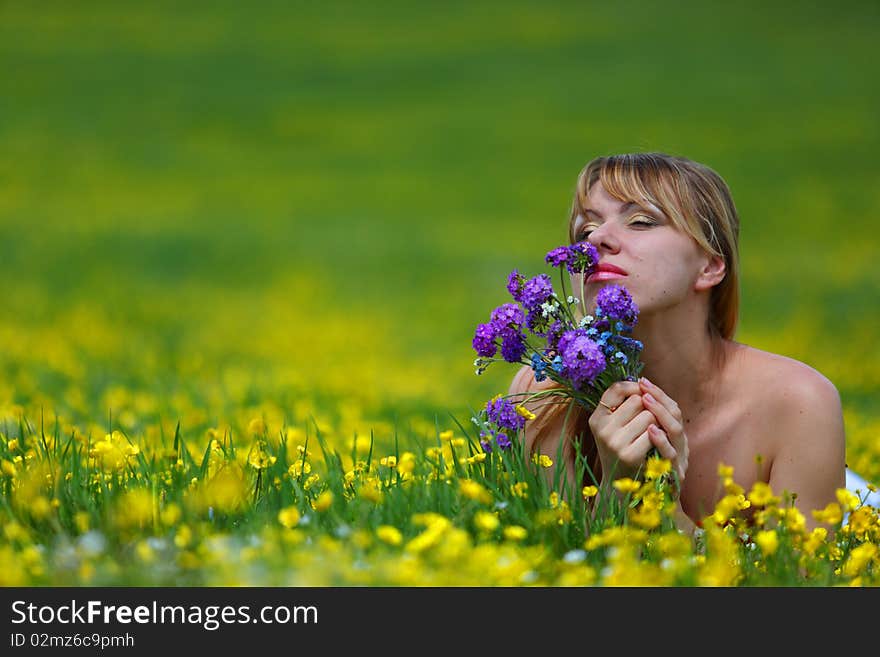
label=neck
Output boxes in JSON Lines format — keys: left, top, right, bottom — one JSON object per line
{"left": 631, "top": 306, "right": 729, "bottom": 417}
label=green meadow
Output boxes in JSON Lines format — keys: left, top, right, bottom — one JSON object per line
{"left": 1, "top": 1, "right": 878, "bottom": 585}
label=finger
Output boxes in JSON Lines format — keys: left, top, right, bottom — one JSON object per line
{"left": 641, "top": 392, "right": 684, "bottom": 450}
{"left": 639, "top": 378, "right": 683, "bottom": 422}
{"left": 604, "top": 393, "right": 645, "bottom": 426}
{"left": 647, "top": 424, "right": 677, "bottom": 461}
{"left": 618, "top": 408, "right": 655, "bottom": 442}
{"left": 600, "top": 381, "right": 642, "bottom": 409}
{"left": 620, "top": 430, "right": 654, "bottom": 467}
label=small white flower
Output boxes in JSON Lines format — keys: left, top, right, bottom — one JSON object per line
{"left": 519, "top": 570, "right": 539, "bottom": 584}
{"left": 563, "top": 549, "right": 587, "bottom": 564}
{"left": 567, "top": 295, "right": 579, "bottom": 304}
{"left": 77, "top": 531, "right": 107, "bottom": 557}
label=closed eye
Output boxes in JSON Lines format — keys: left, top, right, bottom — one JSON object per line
{"left": 629, "top": 219, "right": 656, "bottom": 228}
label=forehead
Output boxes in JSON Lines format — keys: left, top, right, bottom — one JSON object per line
{"left": 584, "top": 180, "right": 663, "bottom": 216}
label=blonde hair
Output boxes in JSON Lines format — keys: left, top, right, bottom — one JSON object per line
{"left": 532, "top": 152, "right": 741, "bottom": 486}
{"left": 569, "top": 152, "right": 740, "bottom": 341}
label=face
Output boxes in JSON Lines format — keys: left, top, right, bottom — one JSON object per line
{"left": 570, "top": 180, "right": 719, "bottom": 318}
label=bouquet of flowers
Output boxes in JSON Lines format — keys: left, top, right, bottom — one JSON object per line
{"left": 471, "top": 241, "right": 645, "bottom": 455}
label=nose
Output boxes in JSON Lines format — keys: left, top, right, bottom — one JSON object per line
{"left": 588, "top": 223, "right": 620, "bottom": 254}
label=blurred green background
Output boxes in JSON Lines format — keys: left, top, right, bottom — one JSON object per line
{"left": 1, "top": 1, "right": 878, "bottom": 471}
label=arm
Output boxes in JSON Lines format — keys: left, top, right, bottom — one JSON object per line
{"left": 766, "top": 372, "right": 846, "bottom": 531}
{"left": 507, "top": 365, "right": 575, "bottom": 485}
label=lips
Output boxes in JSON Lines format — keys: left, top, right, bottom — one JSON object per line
{"left": 586, "top": 262, "right": 627, "bottom": 283}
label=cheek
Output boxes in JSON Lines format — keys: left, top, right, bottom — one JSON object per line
{"left": 629, "top": 255, "right": 692, "bottom": 302}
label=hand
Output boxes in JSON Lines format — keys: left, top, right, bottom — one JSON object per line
{"left": 638, "top": 377, "right": 689, "bottom": 491}
{"left": 589, "top": 380, "right": 658, "bottom": 482}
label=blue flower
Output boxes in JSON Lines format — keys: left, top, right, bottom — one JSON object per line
{"left": 530, "top": 353, "right": 548, "bottom": 382}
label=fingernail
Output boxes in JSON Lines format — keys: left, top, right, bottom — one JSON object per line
{"left": 644, "top": 393, "right": 655, "bottom": 403}
{"left": 640, "top": 377, "right": 651, "bottom": 386}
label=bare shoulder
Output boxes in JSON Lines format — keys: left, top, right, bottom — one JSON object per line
{"left": 733, "top": 344, "right": 846, "bottom": 511}
{"left": 735, "top": 344, "right": 841, "bottom": 413}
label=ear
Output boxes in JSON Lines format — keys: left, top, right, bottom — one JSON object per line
{"left": 694, "top": 253, "right": 726, "bottom": 291}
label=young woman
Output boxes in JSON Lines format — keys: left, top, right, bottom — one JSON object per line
{"left": 507, "top": 152, "right": 873, "bottom": 532}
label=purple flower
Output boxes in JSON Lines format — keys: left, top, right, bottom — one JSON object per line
{"left": 545, "top": 320, "right": 565, "bottom": 352}
{"left": 545, "top": 243, "right": 600, "bottom": 274}
{"left": 500, "top": 331, "right": 527, "bottom": 362}
{"left": 472, "top": 322, "right": 498, "bottom": 358}
{"left": 526, "top": 307, "right": 550, "bottom": 334}
{"left": 545, "top": 246, "right": 573, "bottom": 270}
{"left": 567, "top": 241, "right": 600, "bottom": 274}
{"left": 520, "top": 274, "right": 553, "bottom": 311}
{"left": 495, "top": 432, "right": 512, "bottom": 450}
{"left": 557, "top": 329, "right": 606, "bottom": 387}
{"left": 481, "top": 430, "right": 513, "bottom": 452}
{"left": 596, "top": 284, "right": 638, "bottom": 325}
{"left": 507, "top": 269, "right": 525, "bottom": 302}
{"left": 486, "top": 397, "right": 526, "bottom": 433}
{"left": 480, "top": 432, "right": 493, "bottom": 453}
{"left": 490, "top": 303, "right": 525, "bottom": 336}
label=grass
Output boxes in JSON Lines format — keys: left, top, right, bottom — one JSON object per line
{"left": 0, "top": 0, "right": 878, "bottom": 585}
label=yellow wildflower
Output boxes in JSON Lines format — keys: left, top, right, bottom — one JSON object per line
{"left": 74, "top": 512, "right": 90, "bottom": 534}
{"left": 515, "top": 405, "right": 536, "bottom": 420}
{"left": 459, "top": 480, "right": 492, "bottom": 505}
{"left": 288, "top": 460, "right": 312, "bottom": 477}
{"left": 812, "top": 502, "right": 843, "bottom": 526}
{"left": 842, "top": 543, "right": 878, "bottom": 578}
{"left": 474, "top": 511, "right": 500, "bottom": 533}
{"left": 277, "top": 506, "right": 301, "bottom": 529}
{"left": 503, "top": 526, "right": 527, "bottom": 541}
{"left": 747, "top": 482, "right": 778, "bottom": 507}
{"left": 247, "top": 440, "right": 275, "bottom": 470}
{"left": 160, "top": 503, "right": 182, "bottom": 527}
{"left": 781, "top": 507, "right": 806, "bottom": 533}
{"left": 532, "top": 454, "right": 552, "bottom": 468}
{"left": 803, "top": 527, "right": 827, "bottom": 556}
{"left": 376, "top": 525, "right": 403, "bottom": 546}
{"left": 645, "top": 457, "right": 671, "bottom": 481}
{"left": 582, "top": 485, "right": 599, "bottom": 499}
{"left": 398, "top": 452, "right": 417, "bottom": 475}
{"left": 711, "top": 494, "right": 750, "bottom": 525}
{"left": 836, "top": 489, "right": 861, "bottom": 513}
{"left": 755, "top": 530, "right": 779, "bottom": 556}
{"left": 247, "top": 417, "right": 267, "bottom": 436}
{"left": 612, "top": 478, "right": 641, "bottom": 494}
{"left": 511, "top": 482, "right": 528, "bottom": 498}
{"left": 313, "top": 490, "right": 334, "bottom": 512}
{"left": 629, "top": 505, "right": 661, "bottom": 530}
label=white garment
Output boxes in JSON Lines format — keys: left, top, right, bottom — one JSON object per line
{"left": 846, "top": 468, "right": 880, "bottom": 509}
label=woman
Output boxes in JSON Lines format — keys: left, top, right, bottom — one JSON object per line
{"left": 508, "top": 152, "right": 873, "bottom": 533}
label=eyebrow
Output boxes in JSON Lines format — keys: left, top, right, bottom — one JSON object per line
{"left": 583, "top": 201, "right": 658, "bottom": 220}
